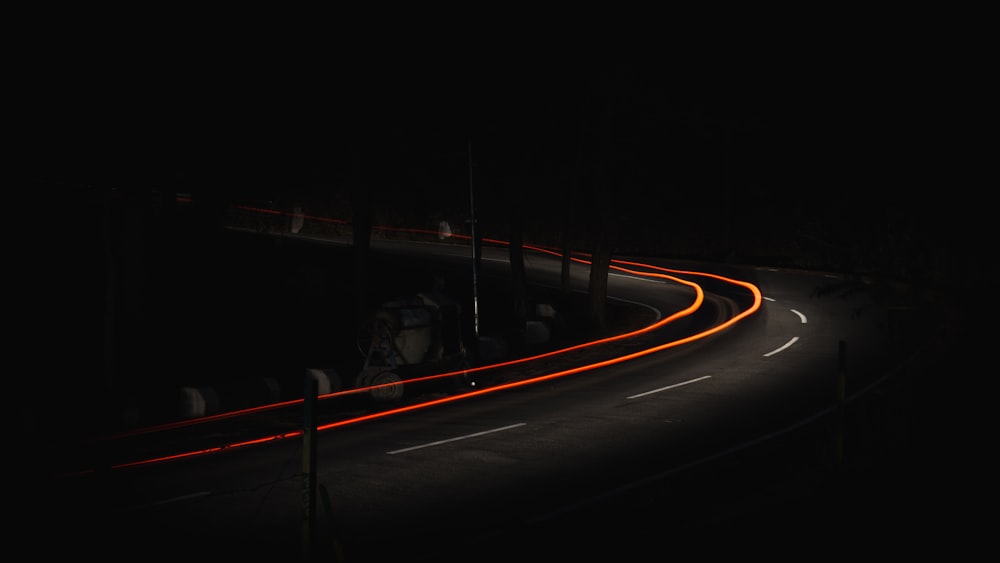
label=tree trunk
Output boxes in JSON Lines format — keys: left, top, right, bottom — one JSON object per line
{"left": 508, "top": 197, "right": 528, "bottom": 351}
{"left": 350, "top": 148, "right": 373, "bottom": 328}
{"left": 587, "top": 159, "right": 615, "bottom": 332}
{"left": 560, "top": 181, "right": 575, "bottom": 297}
{"left": 588, "top": 234, "right": 613, "bottom": 331}
{"left": 585, "top": 58, "right": 630, "bottom": 333}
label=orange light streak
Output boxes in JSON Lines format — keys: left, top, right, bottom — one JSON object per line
{"left": 316, "top": 264, "right": 761, "bottom": 432}
{"left": 111, "top": 430, "right": 306, "bottom": 470}
{"left": 87, "top": 207, "right": 762, "bottom": 471}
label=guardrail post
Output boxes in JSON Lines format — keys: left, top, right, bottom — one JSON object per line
{"left": 835, "top": 340, "right": 847, "bottom": 470}
{"left": 302, "top": 375, "right": 318, "bottom": 560}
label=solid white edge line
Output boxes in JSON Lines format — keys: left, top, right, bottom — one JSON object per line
{"left": 534, "top": 281, "right": 663, "bottom": 322}
{"left": 150, "top": 491, "right": 211, "bottom": 506}
{"left": 387, "top": 423, "right": 528, "bottom": 454}
{"left": 764, "top": 336, "right": 800, "bottom": 357}
{"left": 608, "top": 295, "right": 663, "bottom": 322}
{"left": 128, "top": 490, "right": 212, "bottom": 512}
{"left": 610, "top": 272, "right": 668, "bottom": 284}
{"left": 627, "top": 375, "right": 712, "bottom": 399}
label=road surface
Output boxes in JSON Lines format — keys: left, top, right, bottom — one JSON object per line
{"left": 22, "top": 234, "right": 955, "bottom": 561}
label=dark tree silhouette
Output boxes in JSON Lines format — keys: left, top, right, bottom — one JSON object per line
{"left": 506, "top": 181, "right": 528, "bottom": 352}
{"left": 582, "top": 58, "right": 634, "bottom": 331}
{"left": 559, "top": 179, "right": 577, "bottom": 298}
{"left": 349, "top": 143, "right": 373, "bottom": 329}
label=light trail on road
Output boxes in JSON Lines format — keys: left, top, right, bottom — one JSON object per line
{"left": 86, "top": 209, "right": 763, "bottom": 472}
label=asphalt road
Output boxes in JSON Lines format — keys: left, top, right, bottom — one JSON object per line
{"left": 20, "top": 235, "right": 968, "bottom": 561}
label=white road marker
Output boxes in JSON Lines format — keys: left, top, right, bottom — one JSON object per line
{"left": 387, "top": 423, "right": 527, "bottom": 454}
{"left": 764, "top": 336, "right": 800, "bottom": 357}
{"left": 627, "top": 375, "right": 712, "bottom": 399}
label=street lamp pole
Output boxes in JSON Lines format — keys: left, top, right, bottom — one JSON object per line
{"left": 468, "top": 140, "right": 480, "bottom": 340}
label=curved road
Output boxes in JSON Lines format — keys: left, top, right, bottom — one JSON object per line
{"left": 30, "top": 237, "right": 933, "bottom": 561}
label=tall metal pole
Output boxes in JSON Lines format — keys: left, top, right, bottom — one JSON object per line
{"left": 468, "top": 140, "right": 480, "bottom": 339}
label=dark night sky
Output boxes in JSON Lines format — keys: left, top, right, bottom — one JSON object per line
{"left": 12, "top": 22, "right": 989, "bottom": 289}
{"left": 14, "top": 34, "right": 978, "bottom": 193}
{"left": 9, "top": 13, "right": 993, "bottom": 455}
{"left": 8, "top": 22, "right": 993, "bottom": 554}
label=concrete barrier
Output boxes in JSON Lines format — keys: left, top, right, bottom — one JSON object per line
{"left": 178, "top": 376, "right": 281, "bottom": 419}
{"left": 178, "top": 385, "right": 219, "bottom": 419}
{"left": 525, "top": 320, "right": 551, "bottom": 345}
{"left": 306, "top": 368, "right": 341, "bottom": 396}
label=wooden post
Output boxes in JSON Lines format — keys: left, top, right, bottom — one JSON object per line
{"left": 835, "top": 340, "right": 847, "bottom": 469}
{"left": 301, "top": 375, "right": 318, "bottom": 560}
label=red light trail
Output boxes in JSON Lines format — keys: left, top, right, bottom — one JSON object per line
{"left": 78, "top": 205, "right": 762, "bottom": 473}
